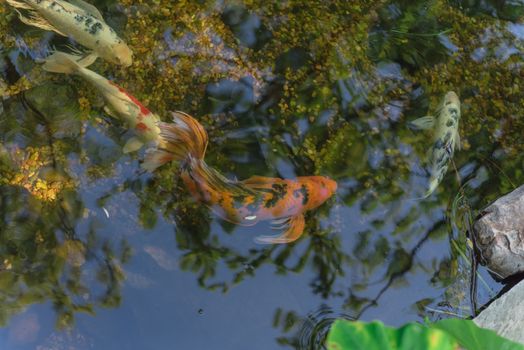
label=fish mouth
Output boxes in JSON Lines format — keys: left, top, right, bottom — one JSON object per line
{"left": 311, "top": 176, "right": 338, "bottom": 200}
{"left": 111, "top": 44, "right": 133, "bottom": 66}
{"left": 117, "top": 54, "right": 133, "bottom": 67}
{"left": 443, "top": 91, "right": 460, "bottom": 106}
{"left": 327, "top": 179, "right": 338, "bottom": 194}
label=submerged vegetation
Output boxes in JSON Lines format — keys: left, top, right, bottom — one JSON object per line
{"left": 1, "top": 0, "right": 524, "bottom": 347}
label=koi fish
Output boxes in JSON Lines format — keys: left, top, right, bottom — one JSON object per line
{"left": 6, "top": 0, "right": 132, "bottom": 66}
{"left": 41, "top": 51, "right": 161, "bottom": 154}
{"left": 410, "top": 91, "right": 461, "bottom": 198}
{"left": 144, "top": 111, "right": 337, "bottom": 244}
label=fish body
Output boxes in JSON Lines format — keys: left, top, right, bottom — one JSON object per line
{"left": 42, "top": 52, "right": 160, "bottom": 153}
{"left": 410, "top": 91, "right": 461, "bottom": 198}
{"left": 147, "top": 111, "right": 337, "bottom": 244}
{"left": 6, "top": 0, "right": 132, "bottom": 66}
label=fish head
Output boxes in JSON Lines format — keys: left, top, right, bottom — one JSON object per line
{"left": 100, "top": 42, "right": 133, "bottom": 66}
{"left": 443, "top": 91, "right": 460, "bottom": 108}
{"left": 303, "top": 176, "right": 337, "bottom": 209}
{"left": 112, "top": 42, "right": 134, "bottom": 67}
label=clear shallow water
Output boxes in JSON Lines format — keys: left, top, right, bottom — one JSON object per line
{"left": 0, "top": 0, "right": 523, "bottom": 349}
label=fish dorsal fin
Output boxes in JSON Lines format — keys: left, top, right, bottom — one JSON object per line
{"left": 408, "top": 116, "right": 435, "bottom": 131}
{"left": 242, "top": 176, "right": 290, "bottom": 187}
{"left": 117, "top": 97, "right": 141, "bottom": 118}
{"left": 66, "top": 0, "right": 104, "bottom": 20}
{"left": 242, "top": 176, "right": 278, "bottom": 185}
{"left": 255, "top": 214, "right": 305, "bottom": 244}
{"left": 242, "top": 176, "right": 291, "bottom": 193}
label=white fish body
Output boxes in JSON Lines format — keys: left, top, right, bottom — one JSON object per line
{"left": 6, "top": 0, "right": 132, "bottom": 66}
{"left": 41, "top": 52, "right": 159, "bottom": 153}
{"left": 410, "top": 91, "right": 461, "bottom": 198}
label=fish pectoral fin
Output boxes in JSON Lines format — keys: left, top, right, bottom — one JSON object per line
{"left": 123, "top": 137, "right": 144, "bottom": 154}
{"left": 58, "top": 49, "right": 99, "bottom": 67}
{"left": 269, "top": 216, "right": 291, "bottom": 229}
{"left": 141, "top": 147, "right": 174, "bottom": 172}
{"left": 254, "top": 215, "right": 305, "bottom": 244}
{"left": 408, "top": 116, "right": 435, "bottom": 131}
{"left": 66, "top": 0, "right": 105, "bottom": 20}
{"left": 77, "top": 52, "right": 99, "bottom": 67}
{"left": 425, "top": 178, "right": 439, "bottom": 198}
{"left": 455, "top": 130, "right": 461, "bottom": 151}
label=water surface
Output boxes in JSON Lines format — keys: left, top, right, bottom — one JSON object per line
{"left": 1, "top": 0, "right": 523, "bottom": 349}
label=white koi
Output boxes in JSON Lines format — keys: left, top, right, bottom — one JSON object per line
{"left": 41, "top": 51, "right": 161, "bottom": 155}
{"left": 6, "top": 0, "right": 132, "bottom": 66}
{"left": 410, "top": 91, "right": 461, "bottom": 198}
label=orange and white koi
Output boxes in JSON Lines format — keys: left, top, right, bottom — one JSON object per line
{"left": 145, "top": 111, "right": 337, "bottom": 244}
{"left": 41, "top": 52, "right": 160, "bottom": 153}
{"left": 6, "top": 0, "right": 132, "bottom": 66}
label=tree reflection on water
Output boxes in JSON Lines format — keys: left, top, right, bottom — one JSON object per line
{"left": 1, "top": 0, "right": 524, "bottom": 348}
{"left": 0, "top": 84, "right": 129, "bottom": 329}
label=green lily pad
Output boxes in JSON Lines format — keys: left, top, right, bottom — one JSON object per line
{"left": 326, "top": 319, "right": 524, "bottom": 350}
{"left": 433, "top": 319, "right": 524, "bottom": 350}
{"left": 326, "top": 320, "right": 457, "bottom": 350}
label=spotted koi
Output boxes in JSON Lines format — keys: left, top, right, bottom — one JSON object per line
{"left": 145, "top": 111, "right": 337, "bottom": 244}
{"left": 6, "top": 0, "right": 132, "bottom": 66}
{"left": 409, "top": 91, "right": 461, "bottom": 198}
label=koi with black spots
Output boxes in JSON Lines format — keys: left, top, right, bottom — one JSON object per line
{"left": 409, "top": 91, "right": 461, "bottom": 198}
{"left": 145, "top": 111, "right": 337, "bottom": 244}
{"left": 6, "top": 0, "right": 132, "bottom": 66}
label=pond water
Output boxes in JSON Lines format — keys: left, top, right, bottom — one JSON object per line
{"left": 1, "top": 0, "right": 523, "bottom": 349}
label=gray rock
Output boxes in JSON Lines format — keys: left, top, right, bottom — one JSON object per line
{"left": 474, "top": 185, "right": 524, "bottom": 279}
{"left": 474, "top": 279, "right": 524, "bottom": 344}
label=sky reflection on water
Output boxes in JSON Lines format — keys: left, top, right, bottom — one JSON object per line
{"left": 1, "top": 0, "right": 523, "bottom": 348}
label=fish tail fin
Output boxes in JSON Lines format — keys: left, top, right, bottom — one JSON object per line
{"left": 142, "top": 111, "right": 208, "bottom": 171}
{"left": 145, "top": 111, "right": 247, "bottom": 197}
{"left": 160, "top": 111, "right": 208, "bottom": 161}
{"left": 6, "top": 0, "right": 32, "bottom": 10}
{"left": 41, "top": 52, "right": 90, "bottom": 75}
{"left": 7, "top": 0, "right": 67, "bottom": 36}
